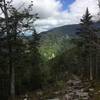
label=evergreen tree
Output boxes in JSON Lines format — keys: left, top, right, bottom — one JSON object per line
{"left": 28, "top": 29, "right": 42, "bottom": 89}
{"left": 76, "top": 8, "right": 97, "bottom": 80}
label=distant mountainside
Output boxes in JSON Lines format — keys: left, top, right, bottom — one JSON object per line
{"left": 40, "top": 22, "right": 100, "bottom": 38}
{"left": 39, "top": 22, "right": 100, "bottom": 60}
{"left": 40, "top": 24, "right": 79, "bottom": 40}
{"left": 39, "top": 24, "right": 79, "bottom": 60}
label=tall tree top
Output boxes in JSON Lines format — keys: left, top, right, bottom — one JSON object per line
{"left": 81, "top": 8, "right": 93, "bottom": 26}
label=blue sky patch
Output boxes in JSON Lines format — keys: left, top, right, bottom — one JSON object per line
{"left": 61, "top": 0, "right": 75, "bottom": 10}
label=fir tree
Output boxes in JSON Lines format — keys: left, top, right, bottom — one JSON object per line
{"left": 28, "top": 29, "right": 42, "bottom": 89}
{"left": 76, "top": 8, "right": 97, "bottom": 80}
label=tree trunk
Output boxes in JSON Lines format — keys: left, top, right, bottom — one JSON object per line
{"left": 8, "top": 42, "right": 15, "bottom": 100}
{"left": 3, "top": 0, "right": 15, "bottom": 99}
{"left": 89, "top": 51, "right": 93, "bottom": 80}
{"left": 10, "top": 62, "right": 15, "bottom": 100}
{"left": 95, "top": 48, "right": 98, "bottom": 80}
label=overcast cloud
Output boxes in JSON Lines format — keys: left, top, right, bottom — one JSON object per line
{"left": 12, "top": 0, "right": 99, "bottom": 32}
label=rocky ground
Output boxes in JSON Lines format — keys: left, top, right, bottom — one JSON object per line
{"left": 46, "top": 79, "right": 91, "bottom": 100}
{"left": 18, "top": 78, "right": 100, "bottom": 100}
{"left": 36, "top": 79, "right": 100, "bottom": 100}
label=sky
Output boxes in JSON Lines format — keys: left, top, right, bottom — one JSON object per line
{"left": 61, "top": 0, "right": 75, "bottom": 10}
{"left": 12, "top": 0, "right": 99, "bottom": 33}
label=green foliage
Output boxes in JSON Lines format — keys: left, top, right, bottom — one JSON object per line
{"left": 25, "top": 29, "right": 43, "bottom": 90}
{"left": 0, "top": 0, "right": 42, "bottom": 98}
{"left": 39, "top": 33, "right": 74, "bottom": 60}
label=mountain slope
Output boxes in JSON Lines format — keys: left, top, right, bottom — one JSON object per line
{"left": 39, "top": 22, "right": 100, "bottom": 60}
{"left": 39, "top": 24, "right": 79, "bottom": 60}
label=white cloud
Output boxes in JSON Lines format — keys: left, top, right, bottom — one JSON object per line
{"left": 69, "top": 0, "right": 99, "bottom": 20}
{"left": 33, "top": 0, "right": 62, "bottom": 18}
{"left": 12, "top": 0, "right": 99, "bottom": 32}
{"left": 35, "top": 0, "right": 99, "bottom": 33}
{"left": 12, "top": 0, "right": 62, "bottom": 18}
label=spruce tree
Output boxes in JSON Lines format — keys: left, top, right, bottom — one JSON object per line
{"left": 76, "top": 8, "right": 97, "bottom": 80}
{"left": 28, "top": 29, "right": 42, "bottom": 89}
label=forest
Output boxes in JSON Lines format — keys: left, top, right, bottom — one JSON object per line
{"left": 0, "top": 0, "right": 100, "bottom": 100}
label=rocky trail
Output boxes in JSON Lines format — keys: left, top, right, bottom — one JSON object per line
{"left": 46, "top": 79, "right": 91, "bottom": 100}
